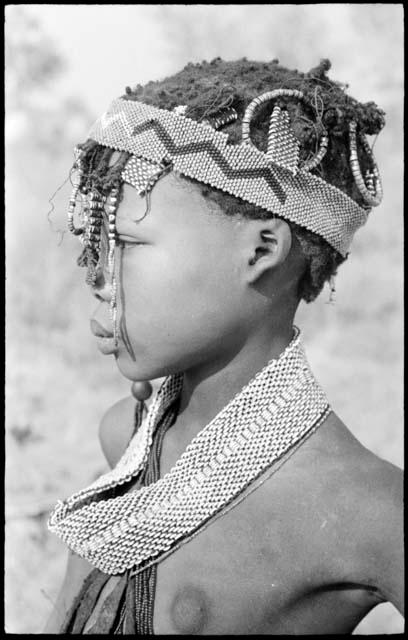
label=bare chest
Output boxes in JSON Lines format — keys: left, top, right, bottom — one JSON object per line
{"left": 83, "top": 417, "right": 383, "bottom": 634}
{"left": 152, "top": 469, "right": 378, "bottom": 635}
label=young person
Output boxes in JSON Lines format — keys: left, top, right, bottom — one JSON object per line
{"left": 46, "top": 58, "right": 403, "bottom": 634}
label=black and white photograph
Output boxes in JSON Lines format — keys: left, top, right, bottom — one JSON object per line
{"left": 5, "top": 4, "right": 403, "bottom": 635}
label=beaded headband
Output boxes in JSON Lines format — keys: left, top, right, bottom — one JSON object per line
{"left": 82, "top": 92, "right": 382, "bottom": 257}
{"left": 68, "top": 89, "right": 383, "bottom": 344}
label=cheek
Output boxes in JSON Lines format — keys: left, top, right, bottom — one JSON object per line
{"left": 119, "top": 244, "right": 241, "bottom": 335}
{"left": 120, "top": 245, "right": 195, "bottom": 307}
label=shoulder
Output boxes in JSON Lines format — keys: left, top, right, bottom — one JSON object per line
{"left": 297, "top": 411, "right": 403, "bottom": 610}
{"left": 99, "top": 396, "right": 139, "bottom": 469}
{"left": 325, "top": 413, "right": 403, "bottom": 542}
{"left": 305, "top": 411, "right": 403, "bottom": 540}
{"left": 44, "top": 551, "right": 94, "bottom": 632}
{"left": 317, "top": 411, "right": 402, "bottom": 499}
{"left": 345, "top": 439, "right": 403, "bottom": 611}
{"left": 293, "top": 410, "right": 402, "bottom": 494}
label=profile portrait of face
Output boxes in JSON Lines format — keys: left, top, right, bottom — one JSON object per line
{"left": 6, "top": 5, "right": 403, "bottom": 637}
{"left": 91, "top": 170, "right": 296, "bottom": 383}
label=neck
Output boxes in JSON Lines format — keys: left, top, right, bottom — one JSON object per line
{"left": 176, "top": 322, "right": 295, "bottom": 439}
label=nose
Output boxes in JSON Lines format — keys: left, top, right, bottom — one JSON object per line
{"left": 91, "top": 267, "right": 112, "bottom": 303}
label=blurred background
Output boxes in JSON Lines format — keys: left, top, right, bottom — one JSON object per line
{"left": 5, "top": 4, "right": 403, "bottom": 634}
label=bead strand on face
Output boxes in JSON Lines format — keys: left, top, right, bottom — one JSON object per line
{"left": 106, "top": 186, "right": 120, "bottom": 345}
{"left": 107, "top": 187, "right": 119, "bottom": 275}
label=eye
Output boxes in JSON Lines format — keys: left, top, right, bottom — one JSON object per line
{"left": 117, "top": 236, "right": 146, "bottom": 248}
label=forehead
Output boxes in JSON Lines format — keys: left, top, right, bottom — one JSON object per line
{"left": 115, "top": 170, "right": 225, "bottom": 235}
{"left": 101, "top": 149, "right": 238, "bottom": 240}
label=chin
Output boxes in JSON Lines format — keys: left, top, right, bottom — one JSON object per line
{"left": 114, "top": 355, "right": 153, "bottom": 382}
{"left": 114, "top": 349, "right": 176, "bottom": 383}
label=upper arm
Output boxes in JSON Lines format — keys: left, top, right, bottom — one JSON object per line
{"left": 44, "top": 399, "right": 139, "bottom": 631}
{"left": 360, "top": 460, "right": 404, "bottom": 614}
{"left": 99, "top": 396, "right": 139, "bottom": 468}
{"left": 374, "top": 463, "right": 404, "bottom": 614}
{"left": 44, "top": 550, "right": 95, "bottom": 632}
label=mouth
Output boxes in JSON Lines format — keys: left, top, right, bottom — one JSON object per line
{"left": 90, "top": 318, "right": 114, "bottom": 338}
{"left": 90, "top": 319, "right": 118, "bottom": 355}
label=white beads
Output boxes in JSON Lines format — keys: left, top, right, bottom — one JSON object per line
{"left": 349, "top": 121, "right": 383, "bottom": 207}
{"left": 266, "top": 106, "right": 300, "bottom": 174}
{"left": 242, "top": 89, "right": 304, "bottom": 144}
{"left": 84, "top": 98, "right": 379, "bottom": 257}
{"left": 49, "top": 328, "right": 330, "bottom": 575}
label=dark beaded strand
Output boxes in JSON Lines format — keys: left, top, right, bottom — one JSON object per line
{"left": 120, "top": 399, "right": 179, "bottom": 634}
{"left": 59, "top": 399, "right": 179, "bottom": 635}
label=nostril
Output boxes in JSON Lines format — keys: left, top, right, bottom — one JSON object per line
{"left": 90, "top": 268, "right": 113, "bottom": 303}
{"left": 91, "top": 281, "right": 113, "bottom": 304}
{"left": 93, "top": 267, "right": 105, "bottom": 289}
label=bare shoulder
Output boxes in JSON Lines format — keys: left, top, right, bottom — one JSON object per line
{"left": 336, "top": 416, "right": 403, "bottom": 610}
{"left": 296, "top": 410, "right": 402, "bottom": 491}
{"left": 99, "top": 396, "right": 139, "bottom": 468}
{"left": 301, "top": 411, "right": 403, "bottom": 530}
{"left": 44, "top": 550, "right": 94, "bottom": 632}
{"left": 322, "top": 412, "right": 402, "bottom": 519}
{"left": 294, "top": 411, "right": 403, "bottom": 611}
{"left": 45, "top": 399, "right": 140, "bottom": 631}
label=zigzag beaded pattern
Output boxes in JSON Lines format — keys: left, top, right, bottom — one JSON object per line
{"left": 86, "top": 99, "right": 370, "bottom": 257}
{"left": 122, "top": 155, "right": 168, "bottom": 194}
{"left": 48, "top": 329, "right": 330, "bottom": 575}
{"left": 130, "top": 119, "right": 287, "bottom": 204}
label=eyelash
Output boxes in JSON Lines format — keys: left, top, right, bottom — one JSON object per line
{"left": 117, "top": 239, "right": 145, "bottom": 249}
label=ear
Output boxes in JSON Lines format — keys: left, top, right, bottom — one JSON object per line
{"left": 245, "top": 217, "right": 292, "bottom": 284}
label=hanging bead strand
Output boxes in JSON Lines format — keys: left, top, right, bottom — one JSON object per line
{"left": 349, "top": 121, "right": 383, "bottom": 207}
{"left": 67, "top": 153, "right": 85, "bottom": 237}
{"left": 106, "top": 186, "right": 120, "bottom": 345}
{"left": 85, "top": 191, "right": 105, "bottom": 286}
{"left": 107, "top": 187, "right": 119, "bottom": 277}
{"left": 300, "top": 133, "right": 329, "bottom": 172}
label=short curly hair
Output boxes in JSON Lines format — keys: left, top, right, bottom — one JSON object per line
{"left": 76, "top": 57, "right": 385, "bottom": 302}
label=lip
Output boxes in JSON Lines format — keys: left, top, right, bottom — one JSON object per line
{"left": 90, "top": 318, "right": 114, "bottom": 339}
{"left": 90, "top": 318, "right": 118, "bottom": 355}
{"left": 95, "top": 336, "right": 119, "bottom": 355}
